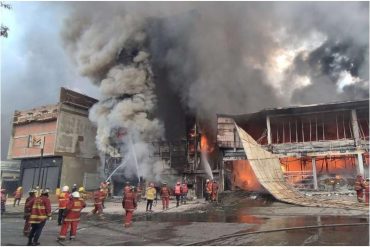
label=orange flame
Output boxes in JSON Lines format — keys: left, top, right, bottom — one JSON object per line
{"left": 200, "top": 134, "right": 214, "bottom": 153}
{"left": 232, "top": 160, "right": 264, "bottom": 191}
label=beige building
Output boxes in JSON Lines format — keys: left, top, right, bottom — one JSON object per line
{"left": 7, "top": 87, "right": 100, "bottom": 193}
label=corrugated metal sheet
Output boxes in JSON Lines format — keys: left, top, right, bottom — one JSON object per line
{"left": 236, "top": 124, "right": 368, "bottom": 211}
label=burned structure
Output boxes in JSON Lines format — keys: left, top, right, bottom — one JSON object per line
{"left": 217, "top": 99, "right": 369, "bottom": 192}
{"left": 7, "top": 88, "right": 100, "bottom": 194}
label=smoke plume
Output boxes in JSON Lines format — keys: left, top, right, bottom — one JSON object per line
{"left": 61, "top": 2, "right": 369, "bottom": 180}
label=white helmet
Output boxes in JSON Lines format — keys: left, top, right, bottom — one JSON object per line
{"left": 206, "top": 179, "right": 210, "bottom": 182}
{"left": 72, "top": 191, "right": 80, "bottom": 198}
{"left": 62, "top": 186, "right": 69, "bottom": 192}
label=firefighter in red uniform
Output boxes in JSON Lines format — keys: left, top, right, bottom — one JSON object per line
{"left": 90, "top": 189, "right": 104, "bottom": 218}
{"left": 27, "top": 189, "right": 51, "bottom": 246}
{"left": 122, "top": 186, "right": 137, "bottom": 228}
{"left": 206, "top": 179, "right": 212, "bottom": 202}
{"left": 100, "top": 182, "right": 108, "bottom": 209}
{"left": 174, "top": 182, "right": 182, "bottom": 207}
{"left": 355, "top": 175, "right": 365, "bottom": 202}
{"left": 363, "top": 178, "right": 369, "bottom": 204}
{"left": 160, "top": 182, "right": 170, "bottom": 210}
{"left": 13, "top": 186, "right": 23, "bottom": 206}
{"left": 123, "top": 181, "right": 131, "bottom": 197}
{"left": 57, "top": 191, "right": 86, "bottom": 241}
{"left": 23, "top": 189, "right": 36, "bottom": 236}
{"left": 211, "top": 180, "right": 219, "bottom": 202}
{"left": 181, "top": 183, "right": 189, "bottom": 204}
{"left": 58, "top": 186, "right": 70, "bottom": 225}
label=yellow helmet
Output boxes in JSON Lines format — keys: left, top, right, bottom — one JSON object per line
{"left": 78, "top": 187, "right": 85, "bottom": 192}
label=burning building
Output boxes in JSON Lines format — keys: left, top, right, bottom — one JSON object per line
{"left": 217, "top": 99, "right": 369, "bottom": 193}
{"left": 7, "top": 88, "right": 100, "bottom": 194}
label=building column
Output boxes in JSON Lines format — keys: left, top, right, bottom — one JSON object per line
{"left": 220, "top": 161, "right": 225, "bottom": 192}
{"left": 312, "top": 157, "right": 318, "bottom": 191}
{"left": 266, "top": 116, "right": 272, "bottom": 145}
{"left": 356, "top": 153, "right": 364, "bottom": 176}
{"left": 351, "top": 109, "right": 361, "bottom": 146}
{"left": 351, "top": 109, "right": 364, "bottom": 175}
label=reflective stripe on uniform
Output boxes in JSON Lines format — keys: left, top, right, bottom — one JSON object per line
{"left": 64, "top": 218, "right": 80, "bottom": 222}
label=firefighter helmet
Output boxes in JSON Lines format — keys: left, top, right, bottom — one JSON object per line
{"left": 78, "top": 187, "right": 85, "bottom": 192}
{"left": 62, "top": 186, "right": 69, "bottom": 192}
{"left": 41, "top": 189, "right": 50, "bottom": 194}
{"left": 72, "top": 192, "right": 80, "bottom": 198}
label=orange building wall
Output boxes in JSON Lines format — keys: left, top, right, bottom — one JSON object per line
{"left": 11, "top": 121, "right": 57, "bottom": 158}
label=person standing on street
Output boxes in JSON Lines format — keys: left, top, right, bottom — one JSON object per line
{"left": 122, "top": 186, "right": 137, "bottom": 228}
{"left": 211, "top": 180, "right": 219, "bottom": 202}
{"left": 160, "top": 182, "right": 170, "bottom": 210}
{"left": 205, "top": 179, "right": 212, "bottom": 202}
{"left": 145, "top": 183, "right": 156, "bottom": 212}
{"left": 363, "top": 178, "right": 369, "bottom": 205}
{"left": 90, "top": 189, "right": 104, "bottom": 218}
{"left": 71, "top": 184, "right": 78, "bottom": 193}
{"left": 123, "top": 181, "right": 131, "bottom": 197}
{"left": 181, "top": 183, "right": 189, "bottom": 204}
{"left": 58, "top": 186, "right": 70, "bottom": 226}
{"left": 355, "top": 175, "right": 365, "bottom": 202}
{"left": 27, "top": 189, "right": 52, "bottom": 246}
{"left": 57, "top": 191, "right": 86, "bottom": 241}
{"left": 23, "top": 189, "right": 36, "bottom": 236}
{"left": 13, "top": 186, "right": 23, "bottom": 206}
{"left": 174, "top": 182, "right": 182, "bottom": 207}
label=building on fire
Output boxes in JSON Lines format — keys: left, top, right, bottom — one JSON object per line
{"left": 7, "top": 87, "right": 100, "bottom": 195}
{"left": 216, "top": 99, "right": 369, "bottom": 192}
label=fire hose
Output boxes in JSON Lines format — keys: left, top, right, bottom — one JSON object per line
{"left": 185, "top": 222, "right": 369, "bottom": 246}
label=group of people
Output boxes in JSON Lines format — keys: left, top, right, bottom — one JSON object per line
{"left": 205, "top": 179, "right": 219, "bottom": 202}
{"left": 0, "top": 179, "right": 213, "bottom": 245}
{"left": 354, "top": 174, "right": 369, "bottom": 204}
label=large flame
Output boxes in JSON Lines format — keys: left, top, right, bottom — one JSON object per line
{"left": 200, "top": 134, "right": 214, "bottom": 153}
{"left": 232, "top": 160, "right": 264, "bottom": 191}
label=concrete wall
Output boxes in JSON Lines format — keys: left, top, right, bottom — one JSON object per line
{"left": 10, "top": 121, "right": 57, "bottom": 158}
{"left": 55, "top": 104, "right": 98, "bottom": 159}
{"left": 60, "top": 156, "right": 99, "bottom": 188}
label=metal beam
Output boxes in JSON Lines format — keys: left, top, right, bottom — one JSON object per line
{"left": 312, "top": 157, "right": 318, "bottom": 190}
{"left": 266, "top": 115, "right": 272, "bottom": 145}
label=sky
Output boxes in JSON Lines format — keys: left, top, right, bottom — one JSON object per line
{"left": 1, "top": 1, "right": 369, "bottom": 161}
{"left": 1, "top": 2, "right": 99, "bottom": 160}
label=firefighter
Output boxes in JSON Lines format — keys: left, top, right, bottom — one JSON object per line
{"left": 206, "top": 179, "right": 212, "bottom": 201}
{"left": 58, "top": 186, "right": 70, "bottom": 226}
{"left": 57, "top": 191, "right": 86, "bottom": 241}
{"left": 78, "top": 187, "right": 87, "bottom": 201}
{"left": 181, "top": 182, "right": 189, "bottom": 204}
{"left": 122, "top": 186, "right": 137, "bottom": 228}
{"left": 123, "top": 181, "right": 131, "bottom": 197}
{"left": 23, "top": 189, "right": 36, "bottom": 236}
{"left": 174, "top": 182, "right": 182, "bottom": 207}
{"left": 160, "top": 182, "right": 170, "bottom": 210}
{"left": 1, "top": 188, "right": 7, "bottom": 215}
{"left": 100, "top": 182, "right": 108, "bottom": 209}
{"left": 211, "top": 180, "right": 219, "bottom": 202}
{"left": 354, "top": 175, "right": 365, "bottom": 202}
{"left": 71, "top": 184, "right": 78, "bottom": 193}
{"left": 27, "top": 189, "right": 51, "bottom": 246}
{"left": 89, "top": 189, "right": 104, "bottom": 218}
{"left": 13, "top": 186, "right": 23, "bottom": 206}
{"left": 145, "top": 182, "right": 156, "bottom": 212}
{"left": 363, "top": 178, "right": 370, "bottom": 205}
